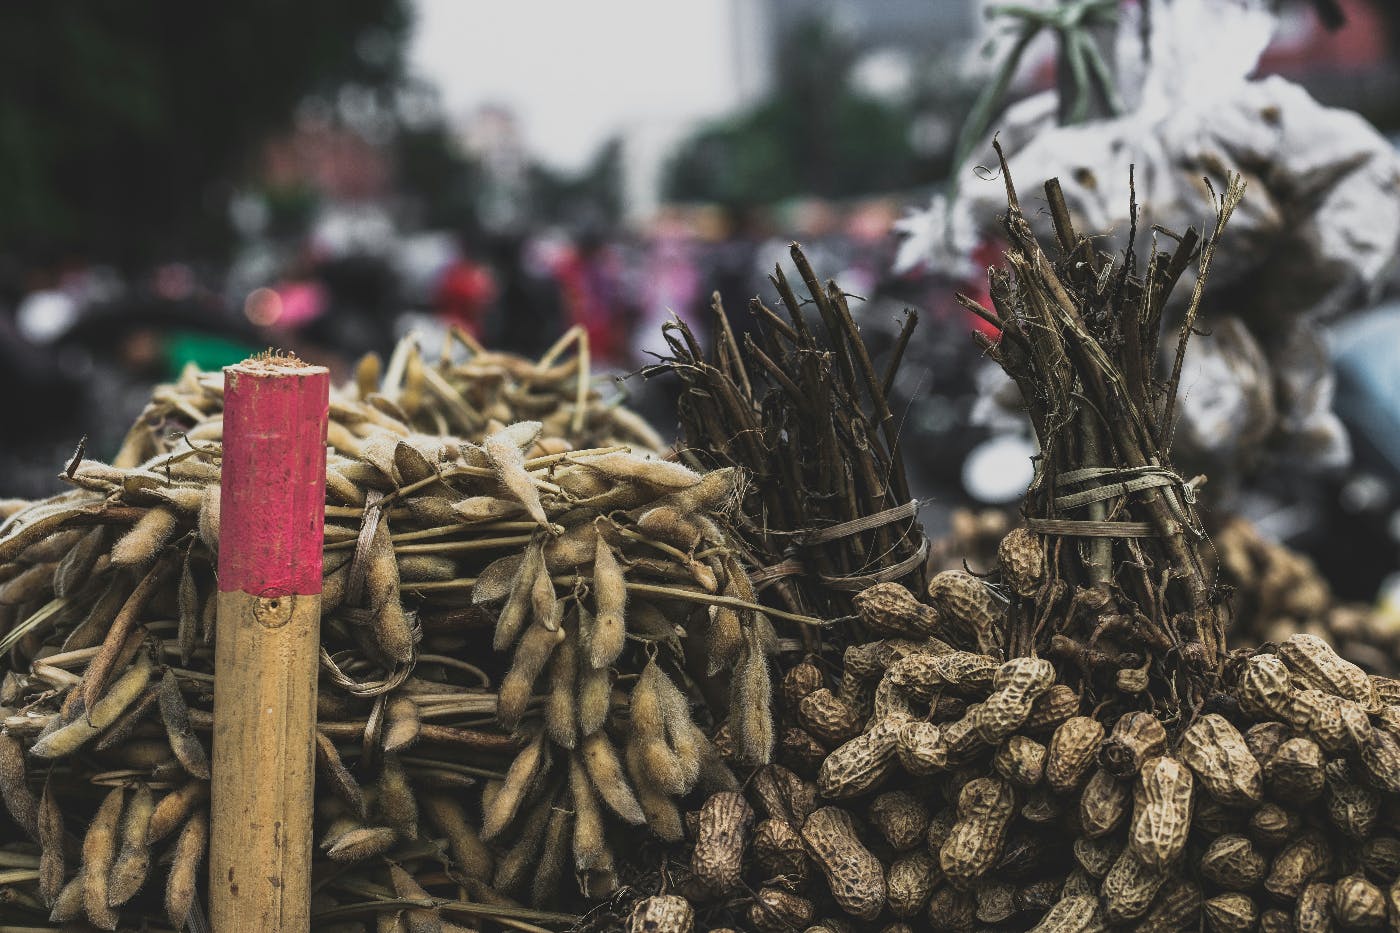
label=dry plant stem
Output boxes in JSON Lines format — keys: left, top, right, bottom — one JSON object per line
{"left": 411, "top": 576, "right": 826, "bottom": 627}
{"left": 648, "top": 245, "right": 928, "bottom": 621}
{"left": 312, "top": 896, "right": 576, "bottom": 930}
{"left": 981, "top": 142, "right": 1240, "bottom": 724}
{"left": 1163, "top": 177, "right": 1244, "bottom": 445}
{"left": 1005, "top": 154, "right": 1206, "bottom": 612}
{"left": 1079, "top": 419, "right": 1111, "bottom": 587}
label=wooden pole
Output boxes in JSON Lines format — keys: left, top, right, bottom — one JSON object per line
{"left": 210, "top": 356, "right": 328, "bottom": 933}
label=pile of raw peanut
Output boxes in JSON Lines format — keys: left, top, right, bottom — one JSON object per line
{"left": 622, "top": 532, "right": 1400, "bottom": 933}
{"left": 1214, "top": 516, "right": 1400, "bottom": 678}
{"left": 0, "top": 335, "right": 779, "bottom": 931}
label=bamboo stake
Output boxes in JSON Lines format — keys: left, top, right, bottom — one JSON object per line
{"left": 210, "top": 356, "right": 329, "bottom": 932}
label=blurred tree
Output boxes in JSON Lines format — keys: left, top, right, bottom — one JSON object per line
{"left": 532, "top": 138, "right": 627, "bottom": 229}
{"left": 0, "top": 1, "right": 411, "bottom": 268}
{"left": 663, "top": 18, "right": 922, "bottom": 204}
{"left": 395, "top": 121, "right": 486, "bottom": 234}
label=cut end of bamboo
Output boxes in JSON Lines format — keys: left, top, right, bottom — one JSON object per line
{"left": 236, "top": 349, "right": 318, "bottom": 372}
{"left": 218, "top": 360, "right": 330, "bottom": 597}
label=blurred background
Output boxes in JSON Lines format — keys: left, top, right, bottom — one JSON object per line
{"left": 2, "top": 0, "right": 1399, "bottom": 602}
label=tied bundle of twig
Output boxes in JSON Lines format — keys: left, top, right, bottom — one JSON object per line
{"left": 645, "top": 244, "right": 927, "bottom": 625}
{"left": 961, "top": 142, "right": 1244, "bottom": 730}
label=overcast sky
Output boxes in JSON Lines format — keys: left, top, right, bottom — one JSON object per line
{"left": 409, "top": 0, "right": 752, "bottom": 171}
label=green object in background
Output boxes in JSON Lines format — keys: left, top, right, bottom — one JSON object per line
{"left": 163, "top": 332, "right": 260, "bottom": 379}
{"left": 953, "top": 0, "right": 1121, "bottom": 174}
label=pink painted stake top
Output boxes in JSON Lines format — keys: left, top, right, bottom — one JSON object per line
{"left": 218, "top": 358, "right": 329, "bottom": 596}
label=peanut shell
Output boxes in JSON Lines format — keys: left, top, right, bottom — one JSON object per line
{"left": 801, "top": 806, "right": 887, "bottom": 921}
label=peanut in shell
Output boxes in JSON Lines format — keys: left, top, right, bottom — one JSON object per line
{"left": 895, "top": 720, "right": 945, "bottom": 776}
{"left": 854, "top": 582, "right": 942, "bottom": 639}
{"left": 1244, "top": 720, "right": 1289, "bottom": 764}
{"left": 1099, "top": 711, "right": 1166, "bottom": 778}
{"left": 801, "top": 806, "right": 886, "bottom": 921}
{"left": 974, "top": 879, "right": 1017, "bottom": 924}
{"left": 1294, "top": 688, "right": 1373, "bottom": 753}
{"left": 1199, "top": 833, "right": 1268, "bottom": 889}
{"left": 624, "top": 895, "right": 693, "bottom": 933}
{"left": 817, "top": 715, "right": 903, "bottom": 799}
{"left": 1015, "top": 878, "right": 1061, "bottom": 913}
{"left": 690, "top": 791, "right": 752, "bottom": 895}
{"left": 886, "top": 650, "right": 997, "bottom": 701}
{"left": 1238, "top": 654, "right": 1294, "bottom": 721}
{"left": 751, "top": 818, "right": 808, "bottom": 882}
{"left": 997, "top": 526, "right": 1044, "bottom": 597}
{"left": 1358, "top": 836, "right": 1400, "bottom": 883}
{"left": 777, "top": 726, "right": 827, "bottom": 777}
{"left": 836, "top": 666, "right": 877, "bottom": 720}
{"left": 1026, "top": 894, "right": 1105, "bottom": 932}
{"left": 1372, "top": 675, "right": 1400, "bottom": 704}
{"left": 1294, "top": 881, "right": 1333, "bottom": 933}
{"left": 747, "top": 887, "right": 814, "bottom": 932}
{"left": 1248, "top": 801, "right": 1301, "bottom": 849}
{"left": 925, "top": 805, "right": 955, "bottom": 851}
{"left": 1023, "top": 683, "right": 1080, "bottom": 732}
{"left": 926, "top": 570, "right": 1002, "bottom": 652}
{"left": 749, "top": 763, "right": 816, "bottom": 826}
{"left": 779, "top": 661, "right": 823, "bottom": 715}
{"left": 1331, "top": 874, "right": 1387, "bottom": 930}
{"left": 926, "top": 886, "right": 976, "bottom": 932}
{"left": 1264, "top": 735, "right": 1329, "bottom": 804}
{"left": 1359, "top": 726, "right": 1400, "bottom": 794}
{"left": 1203, "top": 892, "right": 1257, "bottom": 933}
{"left": 1264, "top": 830, "right": 1332, "bottom": 900}
{"left": 1278, "top": 632, "right": 1381, "bottom": 711}
{"left": 868, "top": 790, "right": 930, "bottom": 851}
{"left": 993, "top": 656, "right": 1055, "bottom": 695}
{"left": 1020, "top": 786, "right": 1064, "bottom": 823}
{"left": 1045, "top": 716, "right": 1104, "bottom": 792}
{"left": 1178, "top": 713, "right": 1262, "bottom": 806}
{"left": 972, "top": 686, "right": 1038, "bottom": 745}
{"left": 886, "top": 850, "right": 940, "bottom": 918}
{"left": 1134, "top": 876, "right": 1201, "bottom": 932}
{"left": 1128, "top": 755, "right": 1193, "bottom": 871}
{"left": 1323, "top": 759, "right": 1380, "bottom": 840}
{"left": 843, "top": 637, "right": 922, "bottom": 681}
{"left": 1078, "top": 767, "right": 1130, "bottom": 839}
{"left": 990, "top": 830, "right": 1045, "bottom": 878}
{"left": 1100, "top": 847, "right": 1165, "bottom": 924}
{"left": 939, "top": 775, "right": 1015, "bottom": 889}
{"left": 1060, "top": 867, "right": 1097, "bottom": 898}
{"left": 798, "top": 688, "right": 864, "bottom": 747}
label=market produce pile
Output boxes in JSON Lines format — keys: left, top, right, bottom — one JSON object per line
{"left": 938, "top": 507, "right": 1400, "bottom": 680}
{"left": 614, "top": 155, "right": 1400, "bottom": 932}
{"left": 1, "top": 155, "right": 1399, "bottom": 933}
{"left": 0, "top": 329, "right": 811, "bottom": 931}
{"left": 1214, "top": 516, "right": 1400, "bottom": 678}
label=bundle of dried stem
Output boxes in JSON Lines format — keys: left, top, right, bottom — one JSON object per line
{"left": 647, "top": 245, "right": 927, "bottom": 626}
{"left": 962, "top": 142, "right": 1244, "bottom": 727}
